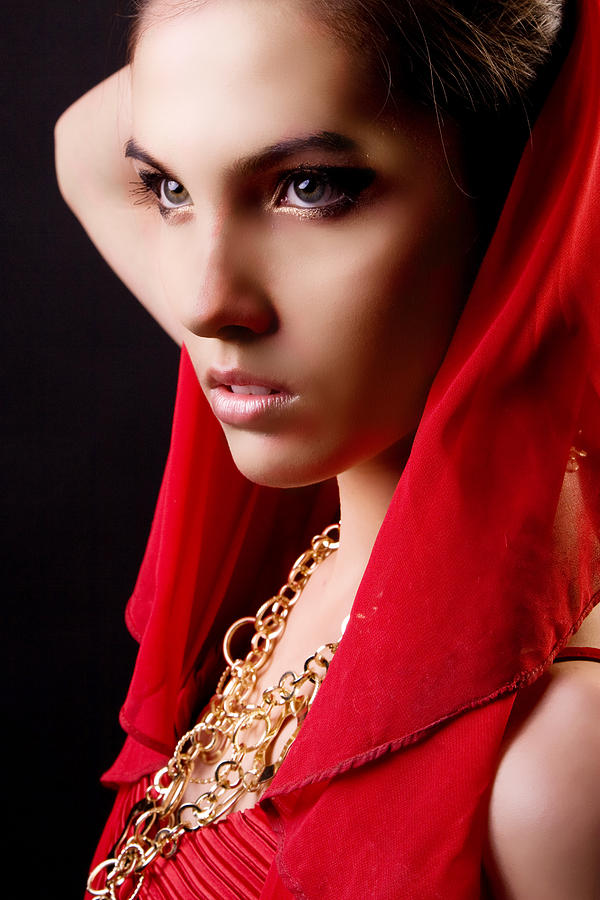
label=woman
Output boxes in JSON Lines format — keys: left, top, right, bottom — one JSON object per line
{"left": 55, "top": 0, "right": 600, "bottom": 897}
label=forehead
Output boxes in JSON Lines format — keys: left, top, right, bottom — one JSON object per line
{"left": 131, "top": 0, "right": 382, "bottom": 166}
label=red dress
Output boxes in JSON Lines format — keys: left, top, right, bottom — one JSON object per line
{"left": 92, "top": 780, "right": 284, "bottom": 900}
{"left": 88, "top": 646, "right": 600, "bottom": 898}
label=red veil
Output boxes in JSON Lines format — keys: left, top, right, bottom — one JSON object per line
{"left": 102, "top": 0, "right": 600, "bottom": 895}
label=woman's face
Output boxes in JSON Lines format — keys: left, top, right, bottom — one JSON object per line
{"left": 131, "top": 0, "right": 478, "bottom": 487}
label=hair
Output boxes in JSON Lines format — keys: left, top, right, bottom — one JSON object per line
{"left": 126, "top": 0, "right": 570, "bottom": 231}
{"left": 128, "top": 0, "right": 565, "bottom": 111}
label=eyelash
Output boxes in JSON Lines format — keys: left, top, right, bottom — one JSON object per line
{"left": 128, "top": 165, "right": 375, "bottom": 222}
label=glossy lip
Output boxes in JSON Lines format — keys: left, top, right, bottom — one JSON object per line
{"left": 206, "top": 367, "right": 298, "bottom": 427}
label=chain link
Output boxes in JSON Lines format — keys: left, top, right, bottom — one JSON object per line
{"left": 87, "top": 523, "right": 340, "bottom": 899}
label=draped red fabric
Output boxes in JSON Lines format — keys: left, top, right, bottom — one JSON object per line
{"left": 100, "top": 0, "right": 600, "bottom": 895}
{"left": 103, "top": 359, "right": 337, "bottom": 777}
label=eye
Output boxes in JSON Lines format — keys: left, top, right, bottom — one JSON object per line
{"left": 274, "top": 166, "right": 376, "bottom": 217}
{"left": 130, "top": 169, "right": 192, "bottom": 217}
{"left": 159, "top": 178, "right": 191, "bottom": 209}
{"left": 284, "top": 172, "right": 338, "bottom": 208}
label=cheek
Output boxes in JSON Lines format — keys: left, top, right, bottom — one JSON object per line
{"left": 271, "top": 195, "right": 471, "bottom": 399}
{"left": 155, "top": 229, "right": 196, "bottom": 312}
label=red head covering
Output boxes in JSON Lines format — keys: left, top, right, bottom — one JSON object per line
{"left": 103, "top": 0, "right": 600, "bottom": 894}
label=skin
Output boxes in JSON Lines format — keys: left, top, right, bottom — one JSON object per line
{"left": 54, "top": 0, "right": 600, "bottom": 893}
{"left": 130, "top": 0, "right": 479, "bottom": 589}
{"left": 484, "top": 657, "right": 600, "bottom": 899}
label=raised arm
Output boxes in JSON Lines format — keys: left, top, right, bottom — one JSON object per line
{"left": 54, "top": 66, "right": 184, "bottom": 345}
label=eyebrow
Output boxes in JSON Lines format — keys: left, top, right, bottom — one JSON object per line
{"left": 124, "top": 131, "right": 361, "bottom": 180}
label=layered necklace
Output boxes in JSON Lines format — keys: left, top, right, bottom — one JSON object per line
{"left": 88, "top": 523, "right": 342, "bottom": 900}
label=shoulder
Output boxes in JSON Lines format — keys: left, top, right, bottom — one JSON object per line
{"left": 484, "top": 660, "right": 600, "bottom": 899}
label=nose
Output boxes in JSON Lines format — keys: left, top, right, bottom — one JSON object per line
{"left": 179, "top": 214, "right": 276, "bottom": 340}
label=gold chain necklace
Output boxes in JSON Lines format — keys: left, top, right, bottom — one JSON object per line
{"left": 88, "top": 523, "right": 341, "bottom": 900}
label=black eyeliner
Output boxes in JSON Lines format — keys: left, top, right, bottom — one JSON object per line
{"left": 128, "top": 164, "right": 377, "bottom": 221}
{"left": 129, "top": 169, "right": 188, "bottom": 220}
{"left": 273, "top": 165, "right": 377, "bottom": 218}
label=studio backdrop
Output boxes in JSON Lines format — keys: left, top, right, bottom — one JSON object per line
{"left": 3, "top": 4, "right": 179, "bottom": 895}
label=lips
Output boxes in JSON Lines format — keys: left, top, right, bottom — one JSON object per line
{"left": 206, "top": 367, "right": 296, "bottom": 426}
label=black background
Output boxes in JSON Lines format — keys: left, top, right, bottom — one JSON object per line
{"left": 3, "top": 4, "right": 179, "bottom": 895}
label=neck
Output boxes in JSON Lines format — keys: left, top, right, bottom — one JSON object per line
{"left": 329, "top": 437, "right": 413, "bottom": 597}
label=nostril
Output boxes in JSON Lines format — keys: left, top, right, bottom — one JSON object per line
{"left": 216, "top": 323, "right": 269, "bottom": 343}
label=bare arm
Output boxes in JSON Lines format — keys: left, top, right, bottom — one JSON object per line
{"left": 485, "top": 660, "right": 600, "bottom": 899}
{"left": 54, "top": 66, "right": 184, "bottom": 345}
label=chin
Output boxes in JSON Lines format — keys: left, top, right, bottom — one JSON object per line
{"left": 223, "top": 431, "right": 340, "bottom": 490}
{"left": 230, "top": 454, "right": 329, "bottom": 490}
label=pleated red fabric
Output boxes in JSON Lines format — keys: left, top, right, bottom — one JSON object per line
{"left": 89, "top": 777, "right": 290, "bottom": 900}
{"left": 140, "top": 805, "right": 278, "bottom": 899}
{"left": 94, "top": 0, "right": 600, "bottom": 896}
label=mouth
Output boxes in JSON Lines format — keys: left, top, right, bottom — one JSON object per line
{"left": 207, "top": 367, "right": 287, "bottom": 393}
{"left": 227, "top": 385, "right": 279, "bottom": 396}
{"left": 206, "top": 367, "right": 296, "bottom": 426}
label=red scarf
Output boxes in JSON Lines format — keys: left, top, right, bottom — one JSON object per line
{"left": 103, "top": 0, "right": 600, "bottom": 895}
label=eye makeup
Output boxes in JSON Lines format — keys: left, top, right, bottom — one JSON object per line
{"left": 129, "top": 170, "right": 192, "bottom": 219}
{"left": 128, "top": 163, "right": 377, "bottom": 223}
{"left": 269, "top": 164, "right": 376, "bottom": 219}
